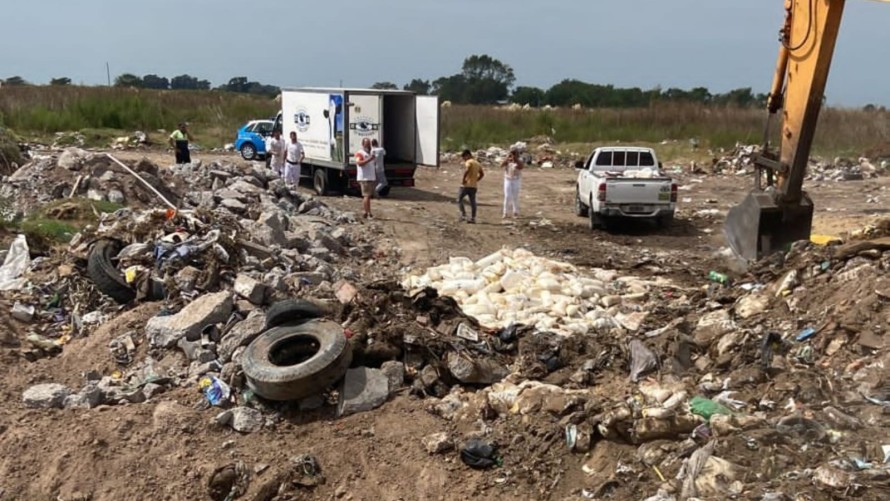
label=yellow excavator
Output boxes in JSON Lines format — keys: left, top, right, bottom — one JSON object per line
{"left": 725, "top": 0, "right": 887, "bottom": 260}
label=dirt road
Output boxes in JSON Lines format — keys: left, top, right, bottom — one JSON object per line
{"left": 2, "top": 150, "right": 888, "bottom": 500}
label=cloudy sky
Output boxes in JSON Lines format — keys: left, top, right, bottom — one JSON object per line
{"left": 3, "top": 0, "right": 889, "bottom": 105}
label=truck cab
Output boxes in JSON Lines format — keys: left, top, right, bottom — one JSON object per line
{"left": 575, "top": 146, "right": 677, "bottom": 230}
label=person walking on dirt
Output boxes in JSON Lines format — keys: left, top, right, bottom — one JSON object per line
{"left": 284, "top": 131, "right": 305, "bottom": 188}
{"left": 268, "top": 129, "right": 286, "bottom": 177}
{"left": 501, "top": 149, "right": 523, "bottom": 218}
{"left": 371, "top": 138, "right": 389, "bottom": 197}
{"left": 458, "top": 149, "right": 484, "bottom": 223}
{"left": 169, "top": 122, "right": 194, "bottom": 164}
{"left": 355, "top": 137, "right": 377, "bottom": 219}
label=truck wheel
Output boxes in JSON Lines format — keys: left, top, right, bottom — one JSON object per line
{"left": 658, "top": 213, "right": 674, "bottom": 229}
{"left": 241, "top": 319, "right": 352, "bottom": 401}
{"left": 240, "top": 143, "right": 257, "bottom": 161}
{"left": 87, "top": 239, "right": 136, "bottom": 304}
{"left": 575, "top": 191, "right": 589, "bottom": 217}
{"left": 313, "top": 168, "right": 329, "bottom": 196}
{"left": 588, "top": 199, "right": 607, "bottom": 231}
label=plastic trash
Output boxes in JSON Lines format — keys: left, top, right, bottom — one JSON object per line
{"left": 708, "top": 271, "right": 731, "bottom": 286}
{"left": 882, "top": 444, "right": 890, "bottom": 464}
{"left": 456, "top": 323, "right": 479, "bottom": 342}
{"left": 200, "top": 376, "right": 231, "bottom": 406}
{"left": 0, "top": 234, "right": 30, "bottom": 291}
{"left": 796, "top": 327, "right": 817, "bottom": 342}
{"left": 460, "top": 438, "right": 500, "bottom": 469}
{"left": 629, "top": 339, "right": 658, "bottom": 382}
{"left": 11, "top": 301, "right": 35, "bottom": 322}
{"left": 689, "top": 396, "right": 733, "bottom": 421}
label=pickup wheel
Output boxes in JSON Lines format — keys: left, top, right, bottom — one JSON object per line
{"left": 657, "top": 213, "right": 674, "bottom": 229}
{"left": 575, "top": 190, "right": 589, "bottom": 217}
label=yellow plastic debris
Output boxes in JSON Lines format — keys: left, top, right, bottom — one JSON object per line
{"left": 810, "top": 234, "right": 843, "bottom": 246}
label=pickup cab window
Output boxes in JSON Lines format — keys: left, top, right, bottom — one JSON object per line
{"left": 640, "top": 151, "right": 655, "bottom": 166}
{"left": 595, "top": 151, "right": 612, "bottom": 167}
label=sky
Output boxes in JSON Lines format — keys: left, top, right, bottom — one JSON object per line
{"left": 2, "top": 0, "right": 889, "bottom": 106}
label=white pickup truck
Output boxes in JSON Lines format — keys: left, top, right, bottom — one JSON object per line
{"left": 575, "top": 146, "right": 677, "bottom": 230}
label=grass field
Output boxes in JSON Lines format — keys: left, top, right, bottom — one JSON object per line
{"left": 1, "top": 86, "right": 888, "bottom": 157}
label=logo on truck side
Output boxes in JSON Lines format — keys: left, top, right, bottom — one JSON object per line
{"left": 349, "top": 116, "right": 379, "bottom": 136}
{"left": 293, "top": 109, "right": 311, "bottom": 133}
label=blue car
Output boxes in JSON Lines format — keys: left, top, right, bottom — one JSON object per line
{"left": 234, "top": 119, "right": 275, "bottom": 161}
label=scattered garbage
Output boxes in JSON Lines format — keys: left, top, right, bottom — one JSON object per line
{"left": 461, "top": 438, "right": 500, "bottom": 469}
{"left": 0, "top": 234, "right": 30, "bottom": 291}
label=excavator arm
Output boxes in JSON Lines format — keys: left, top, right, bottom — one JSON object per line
{"left": 725, "top": 0, "right": 847, "bottom": 260}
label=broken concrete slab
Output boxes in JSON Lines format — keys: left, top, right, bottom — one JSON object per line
{"left": 146, "top": 291, "right": 233, "bottom": 348}
{"left": 422, "top": 432, "right": 454, "bottom": 454}
{"left": 234, "top": 274, "right": 267, "bottom": 305}
{"left": 334, "top": 280, "right": 358, "bottom": 304}
{"left": 216, "top": 406, "right": 264, "bottom": 433}
{"left": 23, "top": 383, "right": 71, "bottom": 409}
{"left": 338, "top": 367, "right": 389, "bottom": 417}
{"left": 381, "top": 361, "right": 406, "bottom": 395}
{"left": 218, "top": 310, "right": 266, "bottom": 363}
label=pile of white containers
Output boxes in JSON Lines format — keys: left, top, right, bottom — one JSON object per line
{"left": 401, "top": 248, "right": 672, "bottom": 336}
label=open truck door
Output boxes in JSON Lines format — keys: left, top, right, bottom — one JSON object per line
{"left": 415, "top": 95, "right": 439, "bottom": 167}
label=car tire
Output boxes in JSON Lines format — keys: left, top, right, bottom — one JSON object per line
{"left": 588, "top": 199, "right": 606, "bottom": 231}
{"left": 313, "top": 168, "right": 329, "bottom": 196}
{"left": 242, "top": 319, "right": 352, "bottom": 401}
{"left": 240, "top": 143, "right": 257, "bottom": 161}
{"left": 658, "top": 213, "right": 674, "bottom": 229}
{"left": 87, "top": 239, "right": 136, "bottom": 304}
{"left": 575, "top": 190, "right": 589, "bottom": 217}
{"left": 265, "top": 299, "right": 326, "bottom": 329}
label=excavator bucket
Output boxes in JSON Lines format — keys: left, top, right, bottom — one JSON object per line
{"left": 724, "top": 191, "right": 814, "bottom": 261}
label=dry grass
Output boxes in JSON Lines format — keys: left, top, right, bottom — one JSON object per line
{"left": 1, "top": 87, "right": 888, "bottom": 157}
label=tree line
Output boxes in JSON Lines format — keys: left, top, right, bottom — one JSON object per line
{"left": 0, "top": 74, "right": 279, "bottom": 96}
{"left": 3, "top": 53, "right": 884, "bottom": 109}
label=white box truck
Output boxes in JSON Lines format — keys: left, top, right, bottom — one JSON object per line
{"left": 273, "top": 87, "right": 440, "bottom": 195}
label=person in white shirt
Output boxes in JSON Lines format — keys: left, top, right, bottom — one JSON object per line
{"left": 501, "top": 149, "right": 524, "bottom": 218}
{"left": 355, "top": 137, "right": 377, "bottom": 219}
{"left": 370, "top": 138, "right": 388, "bottom": 197}
{"left": 285, "top": 131, "right": 305, "bottom": 188}
{"left": 267, "top": 129, "right": 286, "bottom": 176}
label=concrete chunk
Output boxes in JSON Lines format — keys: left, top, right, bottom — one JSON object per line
{"left": 216, "top": 406, "right": 263, "bottom": 433}
{"left": 218, "top": 310, "right": 266, "bottom": 363}
{"left": 422, "top": 432, "right": 454, "bottom": 454}
{"left": 381, "top": 361, "right": 406, "bottom": 395}
{"left": 23, "top": 383, "right": 71, "bottom": 409}
{"left": 146, "top": 291, "right": 233, "bottom": 348}
{"left": 338, "top": 367, "right": 389, "bottom": 417}
{"left": 234, "top": 274, "right": 267, "bottom": 305}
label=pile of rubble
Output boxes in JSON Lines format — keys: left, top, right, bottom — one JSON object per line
{"left": 443, "top": 139, "right": 582, "bottom": 169}
{"left": 708, "top": 143, "right": 889, "bottom": 181}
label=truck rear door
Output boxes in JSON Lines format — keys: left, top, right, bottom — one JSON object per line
{"left": 348, "top": 94, "right": 382, "bottom": 157}
{"left": 415, "top": 95, "right": 439, "bottom": 167}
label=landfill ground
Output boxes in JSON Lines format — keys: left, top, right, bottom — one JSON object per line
{"left": 2, "top": 147, "right": 890, "bottom": 501}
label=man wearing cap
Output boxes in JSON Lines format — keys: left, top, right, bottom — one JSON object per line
{"left": 169, "top": 122, "right": 194, "bottom": 164}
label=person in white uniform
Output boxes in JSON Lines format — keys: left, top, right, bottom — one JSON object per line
{"left": 267, "top": 129, "right": 286, "bottom": 176}
{"left": 284, "top": 131, "right": 305, "bottom": 187}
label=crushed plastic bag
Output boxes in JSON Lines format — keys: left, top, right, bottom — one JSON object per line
{"left": 689, "top": 396, "right": 733, "bottom": 421}
{"left": 461, "top": 438, "right": 500, "bottom": 469}
{"left": 200, "top": 376, "right": 231, "bottom": 406}
{"left": 629, "top": 339, "right": 658, "bottom": 382}
{"left": 0, "top": 234, "right": 30, "bottom": 291}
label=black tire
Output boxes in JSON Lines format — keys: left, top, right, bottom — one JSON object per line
{"left": 265, "top": 299, "right": 325, "bottom": 329}
{"left": 588, "top": 199, "right": 601, "bottom": 231}
{"left": 242, "top": 319, "right": 352, "bottom": 401}
{"left": 240, "top": 143, "right": 257, "bottom": 161}
{"left": 658, "top": 213, "right": 674, "bottom": 229}
{"left": 575, "top": 190, "right": 589, "bottom": 217}
{"left": 87, "top": 239, "right": 136, "bottom": 304}
{"left": 313, "top": 168, "right": 328, "bottom": 196}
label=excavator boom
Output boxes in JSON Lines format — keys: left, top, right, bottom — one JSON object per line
{"left": 725, "top": 0, "right": 846, "bottom": 261}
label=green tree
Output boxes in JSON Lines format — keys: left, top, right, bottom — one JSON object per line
{"left": 221, "top": 77, "right": 250, "bottom": 93}
{"left": 114, "top": 73, "right": 143, "bottom": 88}
{"left": 512, "top": 86, "right": 545, "bottom": 106}
{"left": 142, "top": 74, "right": 170, "bottom": 90}
{"left": 170, "top": 74, "right": 210, "bottom": 90}
{"left": 49, "top": 77, "right": 72, "bottom": 86}
{"left": 371, "top": 81, "right": 398, "bottom": 90}
{"left": 3, "top": 76, "right": 28, "bottom": 86}
{"left": 403, "top": 79, "right": 431, "bottom": 94}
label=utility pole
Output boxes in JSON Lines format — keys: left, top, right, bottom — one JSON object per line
{"left": 106, "top": 63, "right": 111, "bottom": 86}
